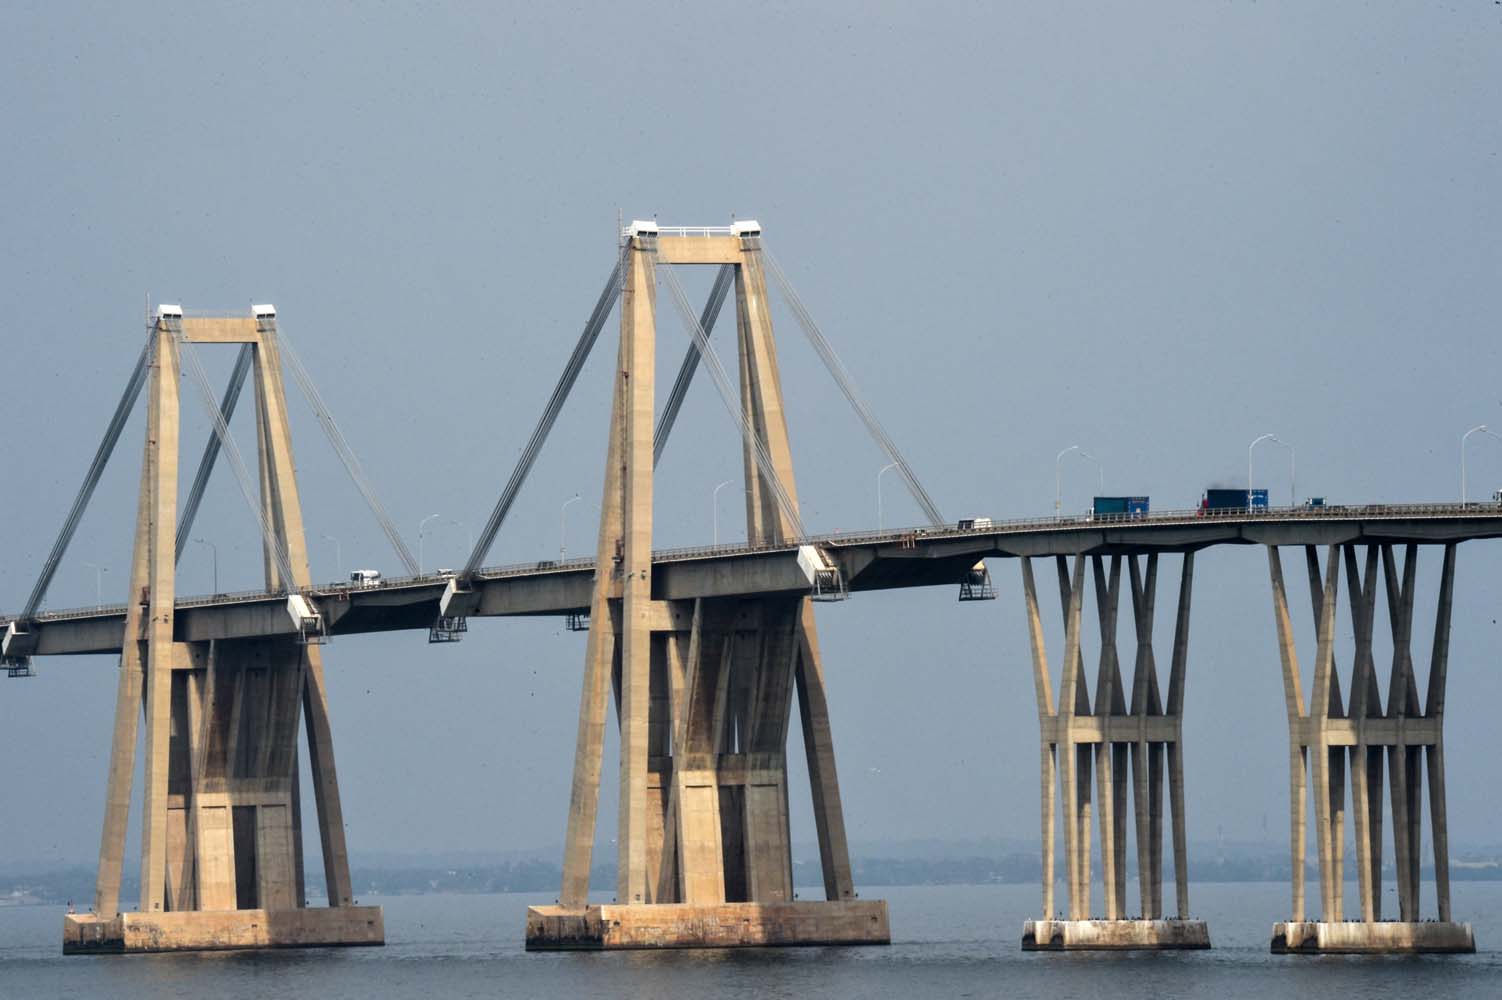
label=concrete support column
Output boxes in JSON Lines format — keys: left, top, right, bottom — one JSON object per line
{"left": 1266, "top": 543, "right": 1472, "bottom": 955}
{"left": 67, "top": 310, "right": 380, "bottom": 955}
{"left": 1021, "top": 551, "right": 1207, "bottom": 952}
{"left": 532, "top": 227, "right": 884, "bottom": 951}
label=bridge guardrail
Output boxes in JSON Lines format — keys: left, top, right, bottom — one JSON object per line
{"left": 6, "top": 501, "right": 1502, "bottom": 625}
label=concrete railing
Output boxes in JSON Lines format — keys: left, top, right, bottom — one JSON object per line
{"left": 7, "top": 501, "right": 1501, "bottom": 626}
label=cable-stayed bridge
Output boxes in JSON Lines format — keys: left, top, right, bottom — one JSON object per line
{"left": 2, "top": 221, "right": 1491, "bottom": 957}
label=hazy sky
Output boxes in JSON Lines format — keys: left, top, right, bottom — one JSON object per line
{"left": 2, "top": 2, "right": 1500, "bottom": 882}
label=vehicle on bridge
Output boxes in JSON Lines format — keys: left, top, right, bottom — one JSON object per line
{"left": 350, "top": 569, "right": 382, "bottom": 587}
{"left": 1092, "top": 495, "right": 1149, "bottom": 518}
{"left": 1201, "top": 488, "right": 1268, "bottom": 512}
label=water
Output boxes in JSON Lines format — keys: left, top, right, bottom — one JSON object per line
{"left": 3, "top": 883, "right": 1501, "bottom": 999}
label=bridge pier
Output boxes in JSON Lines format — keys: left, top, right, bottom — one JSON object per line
{"left": 526, "top": 223, "right": 887, "bottom": 950}
{"left": 1020, "top": 553, "right": 1209, "bottom": 951}
{"left": 1266, "top": 543, "right": 1473, "bottom": 954}
{"left": 64, "top": 308, "right": 379, "bottom": 954}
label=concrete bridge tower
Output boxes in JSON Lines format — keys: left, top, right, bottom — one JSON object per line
{"left": 526, "top": 222, "right": 890, "bottom": 949}
{"left": 63, "top": 307, "right": 382, "bottom": 953}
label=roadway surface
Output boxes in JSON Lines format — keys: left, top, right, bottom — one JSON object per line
{"left": 6, "top": 502, "right": 1502, "bottom": 658}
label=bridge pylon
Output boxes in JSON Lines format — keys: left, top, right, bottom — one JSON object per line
{"left": 1019, "top": 553, "right": 1211, "bottom": 951}
{"left": 63, "top": 307, "right": 381, "bottom": 954}
{"left": 525, "top": 222, "right": 889, "bottom": 949}
{"left": 1266, "top": 543, "right": 1474, "bottom": 954}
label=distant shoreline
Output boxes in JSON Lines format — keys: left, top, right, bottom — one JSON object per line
{"left": 5, "top": 854, "right": 1499, "bottom": 907}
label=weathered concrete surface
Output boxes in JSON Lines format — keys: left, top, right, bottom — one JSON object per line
{"left": 62, "top": 906, "right": 384, "bottom": 954}
{"left": 1270, "top": 920, "right": 1474, "bottom": 954}
{"left": 525, "top": 900, "right": 889, "bottom": 950}
{"left": 1021, "top": 918, "right": 1210, "bottom": 951}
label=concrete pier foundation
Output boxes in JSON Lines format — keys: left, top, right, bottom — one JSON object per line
{"left": 1022, "top": 918, "right": 1209, "bottom": 951}
{"left": 1019, "top": 552, "right": 1207, "bottom": 950}
{"left": 1266, "top": 543, "right": 1472, "bottom": 955}
{"left": 63, "top": 906, "right": 384, "bottom": 954}
{"left": 526, "top": 901, "right": 889, "bottom": 951}
{"left": 1270, "top": 920, "right": 1474, "bottom": 955}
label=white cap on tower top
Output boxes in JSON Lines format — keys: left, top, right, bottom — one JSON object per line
{"left": 252, "top": 304, "right": 276, "bottom": 318}
{"left": 731, "top": 220, "right": 761, "bottom": 235}
{"left": 626, "top": 219, "right": 659, "bottom": 236}
{"left": 156, "top": 304, "right": 183, "bottom": 319}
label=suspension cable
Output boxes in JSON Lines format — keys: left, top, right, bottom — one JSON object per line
{"left": 175, "top": 343, "right": 252, "bottom": 564}
{"left": 20, "top": 330, "right": 152, "bottom": 620}
{"left": 762, "top": 245, "right": 946, "bottom": 527}
{"left": 653, "top": 264, "right": 733, "bottom": 466}
{"left": 273, "top": 320, "right": 420, "bottom": 576}
{"left": 176, "top": 326, "right": 298, "bottom": 591}
{"left": 461, "top": 257, "right": 625, "bottom": 579}
{"left": 656, "top": 260, "right": 807, "bottom": 541}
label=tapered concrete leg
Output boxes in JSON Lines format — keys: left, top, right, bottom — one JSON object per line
{"left": 1268, "top": 543, "right": 1471, "bottom": 955}
{"left": 1040, "top": 743, "right": 1056, "bottom": 919}
{"left": 1022, "top": 554, "right": 1206, "bottom": 950}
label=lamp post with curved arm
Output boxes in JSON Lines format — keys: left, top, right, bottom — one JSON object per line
{"left": 84, "top": 562, "right": 108, "bottom": 607}
{"left": 1460, "top": 425, "right": 1502, "bottom": 503}
{"left": 1249, "top": 433, "right": 1294, "bottom": 510}
{"left": 560, "top": 494, "right": 581, "bottom": 560}
{"left": 713, "top": 480, "right": 735, "bottom": 545}
{"left": 418, "top": 513, "right": 442, "bottom": 575}
{"left": 877, "top": 462, "right": 899, "bottom": 530}
{"left": 1055, "top": 445, "right": 1102, "bottom": 518}
{"left": 192, "top": 538, "right": 218, "bottom": 594}
{"left": 320, "top": 534, "right": 342, "bottom": 578}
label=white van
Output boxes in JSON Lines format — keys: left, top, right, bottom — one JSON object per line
{"left": 350, "top": 569, "right": 382, "bottom": 588}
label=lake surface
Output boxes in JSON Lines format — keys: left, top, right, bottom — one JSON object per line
{"left": 3, "top": 882, "right": 1500, "bottom": 999}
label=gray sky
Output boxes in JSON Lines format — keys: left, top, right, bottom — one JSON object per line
{"left": 2, "top": 2, "right": 1500, "bottom": 875}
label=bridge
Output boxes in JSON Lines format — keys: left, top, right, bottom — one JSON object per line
{"left": 1, "top": 220, "right": 1489, "bottom": 956}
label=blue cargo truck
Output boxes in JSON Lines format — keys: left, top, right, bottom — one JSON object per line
{"left": 1092, "top": 496, "right": 1149, "bottom": 517}
{"left": 1202, "top": 488, "right": 1268, "bottom": 511}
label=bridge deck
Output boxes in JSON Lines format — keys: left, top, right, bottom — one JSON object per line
{"left": 6, "top": 503, "right": 1501, "bottom": 657}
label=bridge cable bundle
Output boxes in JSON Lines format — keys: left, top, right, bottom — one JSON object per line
{"left": 653, "top": 264, "right": 734, "bottom": 467}
{"left": 19, "top": 331, "right": 153, "bottom": 621}
{"left": 461, "top": 250, "right": 628, "bottom": 579}
{"left": 273, "top": 322, "right": 420, "bottom": 577}
{"left": 762, "top": 245, "right": 946, "bottom": 529}
{"left": 655, "top": 260, "right": 808, "bottom": 540}
{"left": 176, "top": 324, "right": 299, "bottom": 591}
{"left": 174, "top": 344, "right": 253, "bottom": 566}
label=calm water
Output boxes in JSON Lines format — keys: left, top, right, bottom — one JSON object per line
{"left": 3, "top": 882, "right": 1500, "bottom": 999}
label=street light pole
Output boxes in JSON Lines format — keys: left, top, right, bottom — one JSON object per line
{"left": 1055, "top": 445, "right": 1101, "bottom": 518}
{"left": 712, "top": 480, "right": 733, "bottom": 545}
{"left": 1248, "top": 433, "right": 1294, "bottom": 510}
{"left": 192, "top": 538, "right": 218, "bottom": 594}
{"left": 877, "top": 462, "right": 898, "bottom": 530}
{"left": 447, "top": 518, "right": 471, "bottom": 562}
{"left": 320, "top": 534, "right": 342, "bottom": 578}
{"left": 84, "top": 562, "right": 108, "bottom": 607}
{"left": 1461, "top": 425, "right": 1502, "bottom": 503}
{"left": 418, "top": 513, "right": 442, "bottom": 575}
{"left": 560, "top": 494, "right": 581, "bottom": 560}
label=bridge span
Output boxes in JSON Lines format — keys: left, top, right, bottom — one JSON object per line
{"left": 8, "top": 503, "right": 1499, "bottom": 655}
{"left": 1, "top": 222, "right": 1487, "bottom": 958}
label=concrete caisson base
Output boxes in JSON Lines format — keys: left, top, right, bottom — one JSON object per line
{"left": 1022, "top": 919, "right": 1211, "bottom": 951}
{"left": 62, "top": 906, "right": 385, "bottom": 954}
{"left": 525, "top": 900, "right": 890, "bottom": 950}
{"left": 1270, "top": 921, "right": 1475, "bottom": 954}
